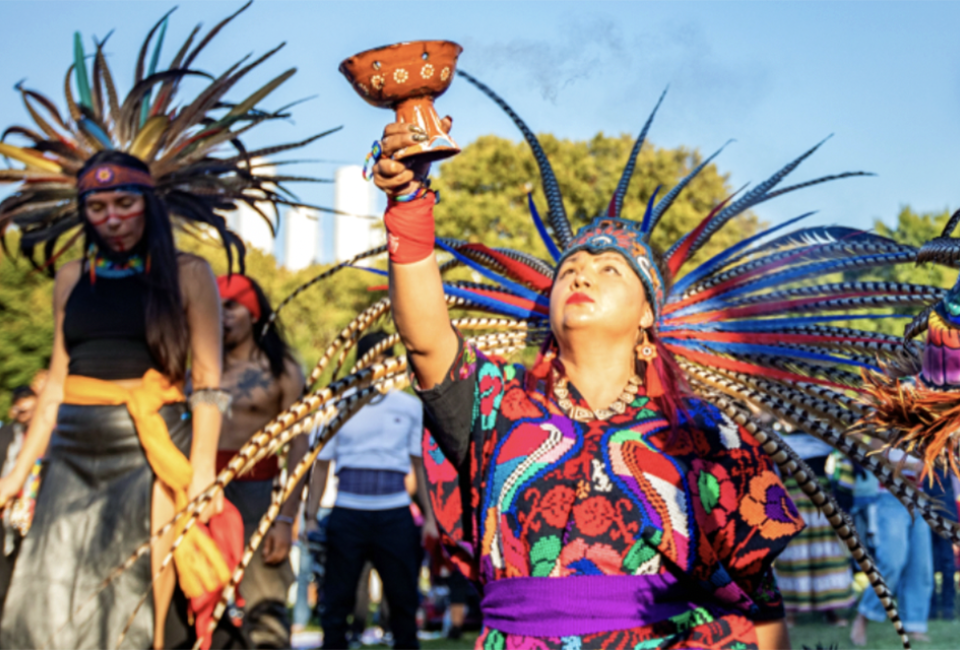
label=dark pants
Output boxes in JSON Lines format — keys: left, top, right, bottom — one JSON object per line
{"left": 0, "top": 531, "right": 21, "bottom": 623}
{"left": 930, "top": 532, "right": 957, "bottom": 619}
{"left": 321, "top": 507, "right": 420, "bottom": 649}
{"left": 212, "top": 480, "right": 294, "bottom": 650}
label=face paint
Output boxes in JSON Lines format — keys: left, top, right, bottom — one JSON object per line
{"left": 85, "top": 209, "right": 144, "bottom": 227}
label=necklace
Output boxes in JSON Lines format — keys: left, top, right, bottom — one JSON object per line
{"left": 553, "top": 372, "right": 642, "bottom": 422}
{"left": 86, "top": 244, "right": 146, "bottom": 280}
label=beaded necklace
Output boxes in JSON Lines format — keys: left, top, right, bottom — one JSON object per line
{"left": 85, "top": 243, "right": 146, "bottom": 281}
{"left": 553, "top": 372, "right": 642, "bottom": 422}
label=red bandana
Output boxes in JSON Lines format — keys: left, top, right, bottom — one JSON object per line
{"left": 216, "top": 275, "right": 262, "bottom": 322}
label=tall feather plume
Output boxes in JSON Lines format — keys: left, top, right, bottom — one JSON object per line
{"left": 608, "top": 87, "right": 666, "bottom": 222}
{"left": 457, "top": 70, "right": 573, "bottom": 249}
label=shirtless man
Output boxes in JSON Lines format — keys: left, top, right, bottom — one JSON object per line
{"left": 216, "top": 274, "right": 307, "bottom": 649}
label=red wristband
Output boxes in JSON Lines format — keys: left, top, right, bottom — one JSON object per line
{"left": 384, "top": 191, "right": 436, "bottom": 264}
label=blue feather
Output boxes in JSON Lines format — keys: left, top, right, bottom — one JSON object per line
{"left": 667, "top": 251, "right": 910, "bottom": 318}
{"left": 661, "top": 338, "right": 880, "bottom": 372}
{"left": 78, "top": 117, "right": 114, "bottom": 150}
{"left": 443, "top": 284, "right": 546, "bottom": 320}
{"left": 671, "top": 212, "right": 815, "bottom": 296}
{"left": 612, "top": 88, "right": 667, "bottom": 219}
{"left": 648, "top": 140, "right": 732, "bottom": 236}
{"left": 660, "top": 313, "right": 906, "bottom": 333}
{"left": 639, "top": 185, "right": 662, "bottom": 234}
{"left": 435, "top": 239, "right": 550, "bottom": 307}
{"left": 347, "top": 265, "right": 545, "bottom": 320}
{"left": 527, "top": 193, "right": 561, "bottom": 261}
{"left": 681, "top": 136, "right": 832, "bottom": 263}
{"left": 706, "top": 251, "right": 914, "bottom": 304}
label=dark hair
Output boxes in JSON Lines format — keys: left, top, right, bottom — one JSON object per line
{"left": 79, "top": 150, "right": 190, "bottom": 382}
{"left": 356, "top": 330, "right": 394, "bottom": 362}
{"left": 11, "top": 385, "right": 35, "bottom": 403}
{"left": 243, "top": 276, "right": 296, "bottom": 378}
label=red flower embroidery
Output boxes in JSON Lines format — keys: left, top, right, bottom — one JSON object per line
{"left": 573, "top": 495, "right": 616, "bottom": 537}
{"left": 689, "top": 460, "right": 737, "bottom": 535}
{"left": 539, "top": 485, "right": 576, "bottom": 528}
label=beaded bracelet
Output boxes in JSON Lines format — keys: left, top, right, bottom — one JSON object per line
{"left": 362, "top": 140, "right": 382, "bottom": 181}
{"left": 275, "top": 515, "right": 295, "bottom": 526}
{"left": 188, "top": 388, "right": 233, "bottom": 414}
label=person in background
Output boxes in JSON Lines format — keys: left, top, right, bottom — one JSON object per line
{"left": 213, "top": 274, "right": 307, "bottom": 649}
{"left": 850, "top": 449, "right": 934, "bottom": 646}
{"left": 0, "top": 384, "right": 38, "bottom": 618}
{"left": 305, "top": 330, "right": 436, "bottom": 650}
{"left": 928, "top": 467, "right": 957, "bottom": 620}
{"left": 774, "top": 436, "right": 856, "bottom": 627}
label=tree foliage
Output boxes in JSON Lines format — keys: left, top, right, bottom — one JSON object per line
{"left": 0, "top": 233, "right": 56, "bottom": 415}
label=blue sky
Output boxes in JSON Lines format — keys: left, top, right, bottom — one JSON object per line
{"left": 2, "top": 0, "right": 959, "bottom": 238}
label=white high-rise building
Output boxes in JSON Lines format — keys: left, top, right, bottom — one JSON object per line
{"left": 226, "top": 164, "right": 382, "bottom": 268}
{"left": 333, "top": 165, "right": 381, "bottom": 263}
{"left": 282, "top": 206, "right": 321, "bottom": 270}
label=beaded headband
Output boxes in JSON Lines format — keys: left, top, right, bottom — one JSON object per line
{"left": 77, "top": 163, "right": 155, "bottom": 196}
{"left": 558, "top": 217, "right": 666, "bottom": 319}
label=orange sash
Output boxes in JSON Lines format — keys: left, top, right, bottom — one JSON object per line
{"left": 63, "top": 369, "right": 230, "bottom": 598}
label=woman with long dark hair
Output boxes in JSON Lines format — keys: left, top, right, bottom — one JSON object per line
{"left": 0, "top": 149, "right": 225, "bottom": 649}
{"left": 0, "top": 8, "right": 324, "bottom": 647}
{"left": 356, "top": 73, "right": 950, "bottom": 649}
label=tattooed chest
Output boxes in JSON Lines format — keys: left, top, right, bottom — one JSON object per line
{"left": 223, "top": 365, "right": 279, "bottom": 413}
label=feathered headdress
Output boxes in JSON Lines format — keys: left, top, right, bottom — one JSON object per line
{"left": 0, "top": 2, "right": 335, "bottom": 272}
{"left": 851, "top": 209, "right": 960, "bottom": 480}
{"left": 89, "top": 73, "right": 955, "bottom": 650}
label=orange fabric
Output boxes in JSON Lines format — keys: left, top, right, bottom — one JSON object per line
{"left": 62, "top": 370, "right": 230, "bottom": 599}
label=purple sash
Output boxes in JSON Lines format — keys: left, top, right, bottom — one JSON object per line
{"left": 481, "top": 574, "right": 710, "bottom": 637}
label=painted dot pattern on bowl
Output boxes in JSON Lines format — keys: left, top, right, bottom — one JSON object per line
{"left": 394, "top": 68, "right": 409, "bottom": 83}
{"left": 440, "top": 67, "right": 451, "bottom": 81}
{"left": 371, "top": 75, "right": 384, "bottom": 90}
{"left": 421, "top": 63, "right": 434, "bottom": 79}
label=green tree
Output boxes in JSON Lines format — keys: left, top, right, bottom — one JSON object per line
{"left": 0, "top": 234, "right": 56, "bottom": 416}
{"left": 432, "top": 133, "right": 761, "bottom": 271}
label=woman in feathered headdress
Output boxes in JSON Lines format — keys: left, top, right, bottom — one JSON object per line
{"left": 355, "top": 72, "right": 955, "bottom": 649}
{"left": 0, "top": 5, "right": 327, "bottom": 648}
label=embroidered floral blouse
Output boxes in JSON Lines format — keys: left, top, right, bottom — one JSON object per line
{"left": 418, "top": 336, "right": 803, "bottom": 650}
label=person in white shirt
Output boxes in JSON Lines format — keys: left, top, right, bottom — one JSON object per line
{"left": 305, "top": 331, "right": 435, "bottom": 649}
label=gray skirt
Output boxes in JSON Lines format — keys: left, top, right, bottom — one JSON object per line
{"left": 0, "top": 402, "right": 191, "bottom": 650}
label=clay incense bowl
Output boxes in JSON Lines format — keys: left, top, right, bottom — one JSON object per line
{"left": 340, "top": 40, "right": 463, "bottom": 163}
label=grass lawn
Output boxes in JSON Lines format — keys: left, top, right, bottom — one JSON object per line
{"left": 420, "top": 619, "right": 960, "bottom": 649}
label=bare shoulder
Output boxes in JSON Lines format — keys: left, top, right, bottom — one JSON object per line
{"left": 176, "top": 252, "right": 213, "bottom": 277}
{"left": 176, "top": 253, "right": 217, "bottom": 302}
{"left": 53, "top": 260, "right": 83, "bottom": 306}
{"left": 281, "top": 356, "right": 306, "bottom": 392}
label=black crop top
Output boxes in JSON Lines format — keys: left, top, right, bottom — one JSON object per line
{"left": 63, "top": 271, "right": 162, "bottom": 380}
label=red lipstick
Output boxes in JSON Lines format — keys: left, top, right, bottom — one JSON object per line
{"left": 566, "top": 292, "right": 594, "bottom": 305}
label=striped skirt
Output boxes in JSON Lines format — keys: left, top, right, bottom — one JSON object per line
{"left": 774, "top": 475, "right": 856, "bottom": 612}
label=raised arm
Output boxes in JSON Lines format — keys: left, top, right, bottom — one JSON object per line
{"left": 373, "top": 121, "right": 459, "bottom": 390}
{"left": 0, "top": 261, "right": 80, "bottom": 507}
